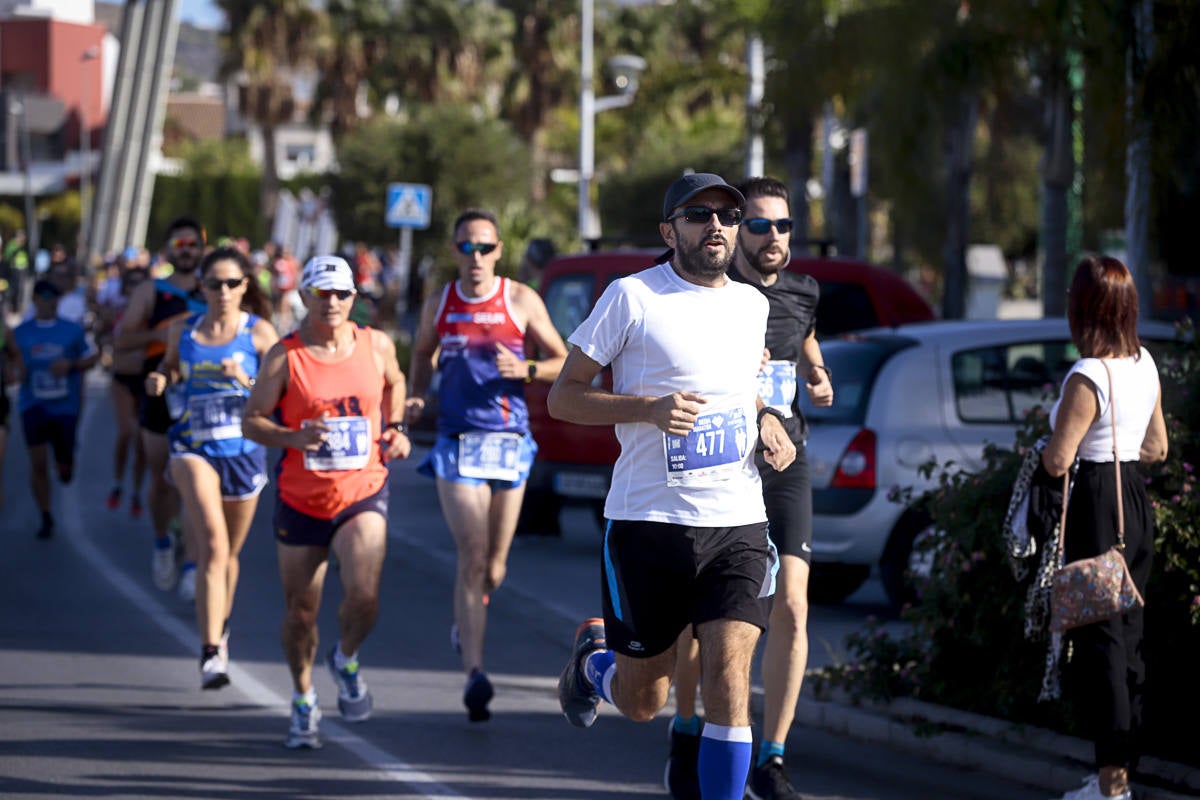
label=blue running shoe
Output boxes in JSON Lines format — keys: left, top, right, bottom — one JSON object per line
{"left": 558, "top": 617, "right": 605, "bottom": 728}
{"left": 463, "top": 670, "right": 494, "bottom": 722}
{"left": 284, "top": 696, "right": 322, "bottom": 749}
{"left": 326, "top": 646, "right": 372, "bottom": 722}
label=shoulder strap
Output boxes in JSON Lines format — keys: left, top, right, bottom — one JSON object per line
{"left": 1101, "top": 360, "right": 1125, "bottom": 546}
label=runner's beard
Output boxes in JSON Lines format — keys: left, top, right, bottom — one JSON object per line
{"left": 739, "top": 237, "right": 787, "bottom": 276}
{"left": 675, "top": 235, "right": 733, "bottom": 279}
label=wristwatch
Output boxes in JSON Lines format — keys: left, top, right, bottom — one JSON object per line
{"left": 813, "top": 364, "right": 832, "bottom": 382}
{"left": 526, "top": 359, "right": 538, "bottom": 383}
{"left": 756, "top": 406, "right": 786, "bottom": 428}
{"left": 386, "top": 421, "right": 409, "bottom": 435}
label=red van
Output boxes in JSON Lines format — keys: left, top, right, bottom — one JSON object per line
{"left": 518, "top": 250, "right": 936, "bottom": 534}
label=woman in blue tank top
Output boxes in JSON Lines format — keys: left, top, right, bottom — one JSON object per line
{"left": 145, "top": 247, "right": 278, "bottom": 690}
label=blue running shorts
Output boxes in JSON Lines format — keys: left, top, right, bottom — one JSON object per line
{"left": 169, "top": 449, "right": 268, "bottom": 501}
{"left": 417, "top": 432, "right": 537, "bottom": 490}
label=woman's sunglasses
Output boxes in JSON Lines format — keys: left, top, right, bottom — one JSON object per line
{"left": 456, "top": 242, "right": 498, "bottom": 256}
{"left": 743, "top": 217, "right": 793, "bottom": 235}
{"left": 666, "top": 206, "right": 744, "bottom": 227}
{"left": 203, "top": 277, "right": 246, "bottom": 291}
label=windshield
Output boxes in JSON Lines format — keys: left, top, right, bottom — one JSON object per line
{"left": 798, "top": 336, "right": 915, "bottom": 425}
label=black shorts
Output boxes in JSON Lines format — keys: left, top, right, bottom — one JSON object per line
{"left": 600, "top": 519, "right": 776, "bottom": 658}
{"left": 0, "top": 392, "right": 9, "bottom": 429}
{"left": 21, "top": 406, "right": 79, "bottom": 466}
{"left": 138, "top": 392, "right": 172, "bottom": 435}
{"left": 274, "top": 484, "right": 389, "bottom": 548}
{"left": 112, "top": 371, "right": 144, "bottom": 399}
{"left": 756, "top": 443, "right": 812, "bottom": 562}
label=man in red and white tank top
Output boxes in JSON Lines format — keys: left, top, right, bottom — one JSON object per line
{"left": 243, "top": 255, "right": 411, "bottom": 750}
{"left": 406, "top": 208, "right": 567, "bottom": 722}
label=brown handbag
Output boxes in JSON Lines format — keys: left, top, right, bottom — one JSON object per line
{"left": 1049, "top": 361, "right": 1145, "bottom": 634}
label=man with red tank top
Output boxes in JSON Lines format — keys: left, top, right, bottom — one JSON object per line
{"left": 406, "top": 208, "right": 567, "bottom": 723}
{"left": 242, "top": 255, "right": 411, "bottom": 750}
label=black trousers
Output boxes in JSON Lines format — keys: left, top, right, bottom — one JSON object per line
{"left": 1062, "top": 460, "right": 1154, "bottom": 770}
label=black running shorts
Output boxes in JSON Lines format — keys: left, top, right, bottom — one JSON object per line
{"left": 600, "top": 519, "right": 776, "bottom": 658}
{"left": 756, "top": 444, "right": 813, "bottom": 563}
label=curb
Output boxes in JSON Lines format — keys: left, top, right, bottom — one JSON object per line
{"left": 787, "top": 691, "right": 1199, "bottom": 799}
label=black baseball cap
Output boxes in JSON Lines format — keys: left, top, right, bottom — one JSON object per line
{"left": 33, "top": 279, "right": 61, "bottom": 298}
{"left": 662, "top": 173, "right": 745, "bottom": 220}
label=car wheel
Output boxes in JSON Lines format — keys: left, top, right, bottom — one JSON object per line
{"left": 515, "top": 488, "right": 563, "bottom": 537}
{"left": 807, "top": 563, "right": 871, "bottom": 605}
{"left": 879, "top": 510, "right": 935, "bottom": 610}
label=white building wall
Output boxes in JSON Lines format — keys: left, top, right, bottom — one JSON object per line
{"left": 0, "top": 0, "right": 93, "bottom": 23}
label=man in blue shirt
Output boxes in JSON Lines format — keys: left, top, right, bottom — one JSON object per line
{"left": 13, "top": 279, "right": 98, "bottom": 538}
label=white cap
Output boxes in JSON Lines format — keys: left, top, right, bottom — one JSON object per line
{"left": 300, "top": 255, "right": 356, "bottom": 293}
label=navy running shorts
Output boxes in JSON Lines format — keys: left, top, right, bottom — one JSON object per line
{"left": 21, "top": 406, "right": 79, "bottom": 467}
{"left": 169, "top": 448, "right": 268, "bottom": 501}
{"left": 756, "top": 444, "right": 813, "bottom": 563}
{"left": 274, "top": 483, "right": 389, "bottom": 548}
{"left": 600, "top": 519, "right": 777, "bottom": 658}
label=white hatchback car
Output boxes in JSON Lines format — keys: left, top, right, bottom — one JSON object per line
{"left": 800, "top": 318, "right": 1178, "bottom": 607}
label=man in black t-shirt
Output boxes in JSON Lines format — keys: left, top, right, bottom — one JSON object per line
{"left": 665, "top": 177, "right": 833, "bottom": 800}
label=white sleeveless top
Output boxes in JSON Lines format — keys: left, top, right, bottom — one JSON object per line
{"left": 1050, "top": 347, "right": 1160, "bottom": 462}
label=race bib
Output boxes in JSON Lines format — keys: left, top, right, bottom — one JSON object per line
{"left": 187, "top": 391, "right": 244, "bottom": 442}
{"left": 31, "top": 369, "right": 68, "bottom": 400}
{"left": 757, "top": 360, "right": 796, "bottom": 418}
{"left": 458, "top": 431, "right": 523, "bottom": 481}
{"left": 303, "top": 416, "right": 371, "bottom": 471}
{"left": 663, "top": 407, "right": 749, "bottom": 487}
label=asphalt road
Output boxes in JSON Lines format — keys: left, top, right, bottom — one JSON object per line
{"left": 0, "top": 376, "right": 1047, "bottom": 800}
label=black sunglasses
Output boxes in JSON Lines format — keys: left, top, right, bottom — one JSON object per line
{"left": 743, "top": 217, "right": 793, "bottom": 235}
{"left": 667, "top": 206, "right": 744, "bottom": 227}
{"left": 456, "top": 242, "right": 498, "bottom": 256}
{"left": 308, "top": 287, "right": 355, "bottom": 301}
{"left": 202, "top": 277, "right": 246, "bottom": 291}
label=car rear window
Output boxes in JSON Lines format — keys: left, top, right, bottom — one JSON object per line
{"left": 798, "top": 336, "right": 915, "bottom": 425}
{"left": 815, "top": 282, "right": 879, "bottom": 336}
{"left": 952, "top": 340, "right": 1078, "bottom": 423}
{"left": 544, "top": 273, "right": 596, "bottom": 341}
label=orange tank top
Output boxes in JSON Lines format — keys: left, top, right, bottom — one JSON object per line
{"left": 277, "top": 326, "right": 388, "bottom": 518}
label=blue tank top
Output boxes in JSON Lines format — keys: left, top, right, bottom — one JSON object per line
{"left": 14, "top": 318, "right": 91, "bottom": 415}
{"left": 169, "top": 312, "right": 262, "bottom": 458}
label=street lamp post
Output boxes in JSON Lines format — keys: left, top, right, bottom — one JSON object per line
{"left": 78, "top": 46, "right": 100, "bottom": 266}
{"left": 577, "top": 0, "right": 645, "bottom": 245}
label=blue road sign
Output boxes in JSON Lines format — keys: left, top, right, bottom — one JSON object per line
{"left": 385, "top": 183, "right": 433, "bottom": 229}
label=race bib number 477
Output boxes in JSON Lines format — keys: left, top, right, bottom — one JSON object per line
{"left": 663, "top": 407, "right": 749, "bottom": 487}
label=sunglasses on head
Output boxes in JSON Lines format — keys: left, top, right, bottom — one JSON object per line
{"left": 667, "top": 206, "right": 744, "bottom": 226}
{"left": 203, "top": 277, "right": 246, "bottom": 291}
{"left": 743, "top": 217, "right": 794, "bottom": 235}
{"left": 308, "top": 287, "right": 354, "bottom": 301}
{"left": 455, "top": 241, "right": 498, "bottom": 256}
{"left": 169, "top": 237, "right": 200, "bottom": 249}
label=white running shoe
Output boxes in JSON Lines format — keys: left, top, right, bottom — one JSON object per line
{"left": 201, "top": 650, "right": 229, "bottom": 690}
{"left": 152, "top": 539, "right": 177, "bottom": 591}
{"left": 285, "top": 697, "right": 323, "bottom": 749}
{"left": 177, "top": 564, "right": 197, "bottom": 603}
{"left": 1057, "top": 775, "right": 1132, "bottom": 800}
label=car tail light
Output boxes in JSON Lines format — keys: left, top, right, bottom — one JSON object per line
{"left": 831, "top": 428, "right": 876, "bottom": 489}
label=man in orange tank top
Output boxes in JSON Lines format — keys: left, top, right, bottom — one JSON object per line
{"left": 242, "top": 255, "right": 411, "bottom": 750}
{"left": 406, "top": 208, "right": 567, "bottom": 722}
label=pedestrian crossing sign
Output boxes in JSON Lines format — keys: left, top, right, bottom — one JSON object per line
{"left": 385, "top": 183, "right": 433, "bottom": 230}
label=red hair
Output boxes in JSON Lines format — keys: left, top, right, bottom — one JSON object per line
{"left": 1067, "top": 254, "right": 1140, "bottom": 358}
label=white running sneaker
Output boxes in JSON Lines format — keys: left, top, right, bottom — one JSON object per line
{"left": 152, "top": 538, "right": 177, "bottom": 591}
{"left": 285, "top": 697, "right": 323, "bottom": 749}
{"left": 177, "top": 564, "right": 197, "bottom": 603}
{"left": 1057, "top": 775, "right": 1132, "bottom": 800}
{"left": 201, "top": 649, "right": 229, "bottom": 690}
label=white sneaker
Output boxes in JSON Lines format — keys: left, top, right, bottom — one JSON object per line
{"left": 201, "top": 649, "right": 229, "bottom": 690}
{"left": 177, "top": 564, "right": 197, "bottom": 602}
{"left": 1057, "top": 775, "right": 1132, "bottom": 800}
{"left": 285, "top": 697, "right": 323, "bottom": 749}
{"left": 152, "top": 539, "right": 177, "bottom": 591}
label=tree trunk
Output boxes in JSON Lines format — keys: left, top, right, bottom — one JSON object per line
{"left": 1041, "top": 51, "right": 1071, "bottom": 318}
{"left": 784, "top": 113, "right": 814, "bottom": 245}
{"left": 941, "top": 90, "right": 977, "bottom": 320}
{"left": 260, "top": 123, "right": 280, "bottom": 233}
{"left": 1125, "top": 0, "right": 1154, "bottom": 318}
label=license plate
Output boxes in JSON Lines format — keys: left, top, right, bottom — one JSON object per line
{"left": 553, "top": 472, "right": 608, "bottom": 499}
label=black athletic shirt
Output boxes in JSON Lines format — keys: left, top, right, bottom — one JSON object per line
{"left": 729, "top": 266, "right": 819, "bottom": 444}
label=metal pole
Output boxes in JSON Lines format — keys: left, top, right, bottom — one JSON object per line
{"left": 79, "top": 48, "right": 98, "bottom": 267}
{"left": 577, "top": 0, "right": 595, "bottom": 244}
{"left": 745, "top": 34, "right": 764, "bottom": 179}
{"left": 18, "top": 94, "right": 37, "bottom": 257}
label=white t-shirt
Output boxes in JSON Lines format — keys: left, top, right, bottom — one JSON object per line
{"left": 1050, "top": 348, "right": 1160, "bottom": 462}
{"left": 567, "top": 262, "right": 769, "bottom": 526}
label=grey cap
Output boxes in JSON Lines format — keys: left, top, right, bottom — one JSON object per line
{"left": 662, "top": 173, "right": 745, "bottom": 219}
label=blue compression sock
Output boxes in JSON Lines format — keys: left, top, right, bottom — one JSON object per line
{"left": 583, "top": 648, "right": 616, "bottom": 704}
{"left": 699, "top": 723, "right": 753, "bottom": 800}
{"left": 673, "top": 714, "right": 702, "bottom": 735}
{"left": 757, "top": 740, "right": 785, "bottom": 767}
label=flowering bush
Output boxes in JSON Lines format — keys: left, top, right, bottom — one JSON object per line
{"left": 814, "top": 318, "right": 1200, "bottom": 765}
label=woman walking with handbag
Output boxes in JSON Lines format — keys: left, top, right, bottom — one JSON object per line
{"left": 1040, "top": 255, "right": 1168, "bottom": 800}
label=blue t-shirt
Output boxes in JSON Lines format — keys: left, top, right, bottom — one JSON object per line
{"left": 14, "top": 317, "right": 92, "bottom": 416}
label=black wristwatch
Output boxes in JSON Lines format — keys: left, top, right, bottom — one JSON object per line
{"left": 526, "top": 359, "right": 538, "bottom": 383}
{"left": 757, "top": 406, "right": 786, "bottom": 428}
{"left": 386, "top": 421, "right": 409, "bottom": 435}
{"left": 813, "top": 364, "right": 832, "bottom": 382}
